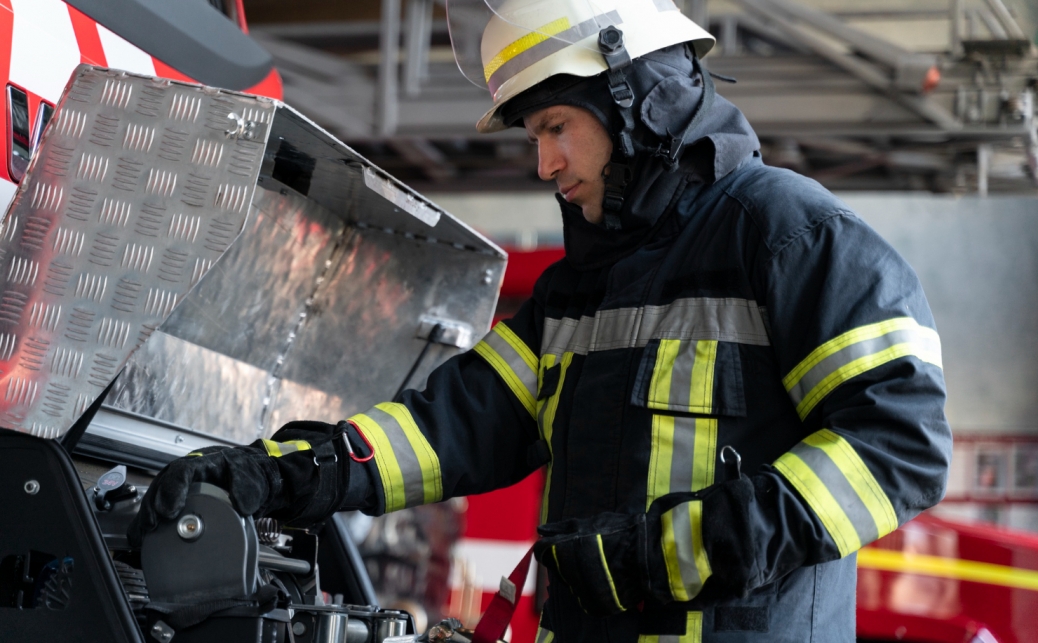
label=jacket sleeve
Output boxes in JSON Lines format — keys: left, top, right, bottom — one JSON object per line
{"left": 345, "top": 296, "right": 544, "bottom": 515}
{"left": 688, "top": 209, "right": 953, "bottom": 599}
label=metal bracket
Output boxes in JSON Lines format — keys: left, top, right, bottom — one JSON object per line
{"left": 364, "top": 167, "right": 441, "bottom": 227}
{"left": 416, "top": 316, "right": 473, "bottom": 349}
{"left": 225, "top": 112, "right": 257, "bottom": 140}
{"left": 150, "top": 620, "right": 175, "bottom": 642}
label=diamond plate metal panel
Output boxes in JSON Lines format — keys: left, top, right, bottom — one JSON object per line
{"left": 0, "top": 66, "right": 274, "bottom": 439}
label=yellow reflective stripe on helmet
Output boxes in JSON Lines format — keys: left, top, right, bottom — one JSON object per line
{"left": 783, "top": 317, "right": 942, "bottom": 419}
{"left": 484, "top": 11, "right": 626, "bottom": 96}
{"left": 646, "top": 339, "right": 718, "bottom": 414}
{"left": 484, "top": 17, "right": 571, "bottom": 82}
{"left": 638, "top": 611, "right": 704, "bottom": 643}
{"left": 774, "top": 429, "right": 898, "bottom": 557}
{"left": 349, "top": 403, "right": 442, "bottom": 512}
{"left": 647, "top": 415, "right": 717, "bottom": 510}
{"left": 660, "top": 501, "right": 711, "bottom": 602}
{"left": 260, "top": 439, "right": 312, "bottom": 458}
{"left": 473, "top": 323, "right": 539, "bottom": 419}
{"left": 596, "top": 534, "right": 626, "bottom": 612}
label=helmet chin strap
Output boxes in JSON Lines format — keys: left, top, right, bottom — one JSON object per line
{"left": 596, "top": 27, "right": 716, "bottom": 230}
{"left": 598, "top": 26, "right": 635, "bottom": 232}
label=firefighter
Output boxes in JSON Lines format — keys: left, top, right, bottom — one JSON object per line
{"left": 129, "top": 0, "right": 952, "bottom": 640}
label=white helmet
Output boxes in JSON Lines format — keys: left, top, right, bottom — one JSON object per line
{"left": 448, "top": 0, "right": 715, "bottom": 133}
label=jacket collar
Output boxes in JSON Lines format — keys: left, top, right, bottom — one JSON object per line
{"left": 563, "top": 93, "right": 760, "bottom": 270}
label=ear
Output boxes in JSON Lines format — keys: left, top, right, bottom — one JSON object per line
{"left": 639, "top": 75, "right": 704, "bottom": 139}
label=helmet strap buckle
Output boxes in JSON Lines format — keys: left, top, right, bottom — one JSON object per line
{"left": 602, "top": 159, "right": 632, "bottom": 230}
{"left": 598, "top": 26, "right": 637, "bottom": 229}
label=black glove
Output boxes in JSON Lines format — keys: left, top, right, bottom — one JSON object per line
{"left": 533, "top": 476, "right": 757, "bottom": 617}
{"left": 128, "top": 420, "right": 356, "bottom": 547}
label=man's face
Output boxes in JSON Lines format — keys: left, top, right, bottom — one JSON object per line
{"left": 524, "top": 105, "right": 613, "bottom": 225}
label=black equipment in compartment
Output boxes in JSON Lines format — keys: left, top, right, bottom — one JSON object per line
{"left": 0, "top": 429, "right": 144, "bottom": 642}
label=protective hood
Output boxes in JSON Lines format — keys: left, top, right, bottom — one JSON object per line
{"left": 503, "top": 44, "right": 760, "bottom": 270}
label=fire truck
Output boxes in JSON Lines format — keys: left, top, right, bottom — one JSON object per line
{"left": 0, "top": 0, "right": 282, "bottom": 209}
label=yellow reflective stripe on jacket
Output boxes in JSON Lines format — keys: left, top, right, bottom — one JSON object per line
{"left": 660, "top": 501, "right": 711, "bottom": 602}
{"left": 539, "top": 352, "right": 573, "bottom": 524}
{"left": 774, "top": 429, "right": 898, "bottom": 557}
{"left": 783, "top": 317, "right": 942, "bottom": 419}
{"left": 349, "top": 402, "right": 443, "bottom": 512}
{"left": 473, "top": 323, "right": 539, "bottom": 419}
{"left": 647, "top": 415, "right": 717, "bottom": 510}
{"left": 596, "top": 534, "right": 626, "bottom": 612}
{"left": 535, "top": 626, "right": 555, "bottom": 643}
{"left": 260, "top": 439, "right": 312, "bottom": 458}
{"left": 637, "top": 611, "right": 704, "bottom": 643}
{"left": 647, "top": 339, "right": 718, "bottom": 413}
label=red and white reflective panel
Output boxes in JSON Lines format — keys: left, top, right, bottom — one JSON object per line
{"left": 9, "top": 0, "right": 81, "bottom": 102}
{"left": 96, "top": 24, "right": 155, "bottom": 76}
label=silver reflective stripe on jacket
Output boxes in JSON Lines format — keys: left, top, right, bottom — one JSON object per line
{"left": 541, "top": 297, "right": 769, "bottom": 356}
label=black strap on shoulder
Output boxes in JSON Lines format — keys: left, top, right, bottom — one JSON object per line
{"left": 598, "top": 26, "right": 636, "bottom": 231}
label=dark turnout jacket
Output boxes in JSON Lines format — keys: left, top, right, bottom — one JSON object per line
{"left": 345, "top": 97, "right": 952, "bottom": 642}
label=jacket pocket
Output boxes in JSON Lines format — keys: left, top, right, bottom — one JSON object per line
{"left": 634, "top": 339, "right": 745, "bottom": 509}
{"left": 631, "top": 338, "right": 746, "bottom": 416}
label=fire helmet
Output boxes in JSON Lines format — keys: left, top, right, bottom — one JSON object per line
{"left": 447, "top": 0, "right": 715, "bottom": 132}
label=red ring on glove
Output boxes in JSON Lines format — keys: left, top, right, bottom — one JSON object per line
{"left": 345, "top": 420, "right": 375, "bottom": 463}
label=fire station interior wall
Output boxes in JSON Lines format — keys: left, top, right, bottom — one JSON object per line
{"left": 839, "top": 194, "right": 1038, "bottom": 437}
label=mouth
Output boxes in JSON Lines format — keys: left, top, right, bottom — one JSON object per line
{"left": 558, "top": 182, "right": 580, "bottom": 202}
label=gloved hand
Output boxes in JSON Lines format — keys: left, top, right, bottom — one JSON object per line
{"left": 128, "top": 420, "right": 357, "bottom": 547}
{"left": 533, "top": 476, "right": 757, "bottom": 616}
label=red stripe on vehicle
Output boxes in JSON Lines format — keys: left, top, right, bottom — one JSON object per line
{"left": 0, "top": 2, "right": 14, "bottom": 184}
{"left": 152, "top": 58, "right": 194, "bottom": 84}
{"left": 66, "top": 5, "right": 106, "bottom": 66}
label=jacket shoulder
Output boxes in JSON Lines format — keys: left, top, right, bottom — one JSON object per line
{"left": 719, "top": 163, "right": 856, "bottom": 256}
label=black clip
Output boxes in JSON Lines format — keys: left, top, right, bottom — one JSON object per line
{"left": 598, "top": 26, "right": 632, "bottom": 68}
{"left": 654, "top": 131, "right": 684, "bottom": 169}
{"left": 599, "top": 27, "right": 634, "bottom": 109}
{"left": 601, "top": 159, "right": 632, "bottom": 217}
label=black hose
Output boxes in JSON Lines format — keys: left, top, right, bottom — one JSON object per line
{"left": 392, "top": 324, "right": 442, "bottom": 402}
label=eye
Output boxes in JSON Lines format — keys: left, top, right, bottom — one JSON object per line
{"left": 550, "top": 123, "right": 564, "bottom": 135}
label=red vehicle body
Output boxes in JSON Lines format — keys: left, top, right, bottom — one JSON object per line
{"left": 0, "top": 0, "right": 282, "bottom": 211}
{"left": 458, "top": 246, "right": 1038, "bottom": 643}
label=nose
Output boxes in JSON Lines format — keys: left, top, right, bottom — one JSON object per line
{"left": 537, "top": 139, "right": 564, "bottom": 182}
